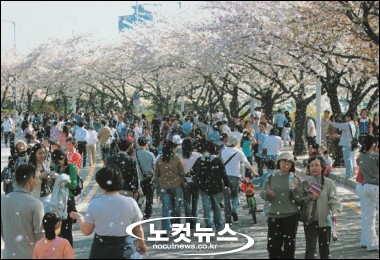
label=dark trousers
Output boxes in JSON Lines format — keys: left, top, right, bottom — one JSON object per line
{"left": 77, "top": 141, "right": 87, "bottom": 167}
{"left": 141, "top": 177, "right": 154, "bottom": 219}
{"left": 183, "top": 185, "right": 200, "bottom": 229}
{"left": 89, "top": 234, "right": 134, "bottom": 259}
{"left": 9, "top": 132, "right": 16, "bottom": 156}
{"left": 256, "top": 157, "right": 265, "bottom": 177}
{"left": 245, "top": 157, "right": 253, "bottom": 178}
{"left": 277, "top": 127, "right": 283, "bottom": 137}
{"left": 4, "top": 132, "right": 11, "bottom": 146}
{"left": 304, "top": 221, "right": 331, "bottom": 259}
{"left": 307, "top": 136, "right": 317, "bottom": 147}
{"left": 267, "top": 214, "right": 298, "bottom": 259}
{"left": 60, "top": 197, "right": 76, "bottom": 246}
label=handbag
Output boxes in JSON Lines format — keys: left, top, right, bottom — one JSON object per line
{"left": 348, "top": 124, "right": 359, "bottom": 151}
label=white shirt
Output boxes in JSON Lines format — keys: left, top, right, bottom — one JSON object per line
{"left": 85, "top": 194, "right": 142, "bottom": 236}
{"left": 221, "top": 147, "right": 251, "bottom": 178}
{"left": 263, "top": 135, "right": 283, "bottom": 156}
{"left": 87, "top": 130, "right": 98, "bottom": 145}
{"left": 182, "top": 152, "right": 202, "bottom": 174}
{"left": 2, "top": 119, "right": 14, "bottom": 132}
{"left": 308, "top": 119, "right": 316, "bottom": 137}
{"left": 75, "top": 127, "right": 89, "bottom": 142}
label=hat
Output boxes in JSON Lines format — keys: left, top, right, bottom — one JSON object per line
{"left": 138, "top": 136, "right": 148, "bottom": 146}
{"left": 172, "top": 135, "right": 183, "bottom": 145}
{"left": 227, "top": 134, "right": 241, "bottom": 146}
{"left": 278, "top": 152, "right": 296, "bottom": 165}
{"left": 306, "top": 112, "right": 312, "bottom": 118}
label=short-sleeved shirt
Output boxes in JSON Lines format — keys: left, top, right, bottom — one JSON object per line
{"left": 84, "top": 194, "right": 143, "bottom": 236}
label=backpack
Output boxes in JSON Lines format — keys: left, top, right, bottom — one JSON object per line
{"left": 65, "top": 165, "right": 84, "bottom": 196}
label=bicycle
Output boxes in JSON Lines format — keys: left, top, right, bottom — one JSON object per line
{"left": 240, "top": 178, "right": 257, "bottom": 224}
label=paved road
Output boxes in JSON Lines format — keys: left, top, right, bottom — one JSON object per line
{"left": 1, "top": 141, "right": 378, "bottom": 259}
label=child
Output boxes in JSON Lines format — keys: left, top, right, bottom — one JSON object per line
{"left": 323, "top": 150, "right": 333, "bottom": 177}
{"left": 33, "top": 212, "right": 75, "bottom": 259}
{"left": 251, "top": 159, "right": 276, "bottom": 186}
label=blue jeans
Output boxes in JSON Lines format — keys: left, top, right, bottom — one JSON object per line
{"left": 201, "top": 190, "right": 224, "bottom": 232}
{"left": 183, "top": 186, "right": 199, "bottom": 228}
{"left": 161, "top": 187, "right": 183, "bottom": 233}
{"left": 342, "top": 145, "right": 353, "bottom": 178}
{"left": 224, "top": 176, "right": 240, "bottom": 223}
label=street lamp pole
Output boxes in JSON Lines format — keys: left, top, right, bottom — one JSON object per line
{"left": 1, "top": 19, "right": 18, "bottom": 118}
{"left": 1, "top": 19, "right": 16, "bottom": 48}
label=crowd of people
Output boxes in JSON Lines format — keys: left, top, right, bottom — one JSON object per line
{"left": 1, "top": 107, "right": 379, "bottom": 259}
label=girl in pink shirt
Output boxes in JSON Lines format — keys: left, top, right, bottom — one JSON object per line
{"left": 33, "top": 212, "right": 75, "bottom": 259}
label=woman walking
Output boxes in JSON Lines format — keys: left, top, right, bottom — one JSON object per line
{"left": 302, "top": 155, "right": 341, "bottom": 259}
{"left": 260, "top": 152, "right": 304, "bottom": 259}
{"left": 51, "top": 149, "right": 78, "bottom": 246}
{"left": 154, "top": 139, "right": 185, "bottom": 235}
{"left": 70, "top": 165, "right": 147, "bottom": 259}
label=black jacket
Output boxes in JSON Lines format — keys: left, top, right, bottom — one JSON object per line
{"left": 192, "top": 155, "right": 230, "bottom": 194}
{"left": 107, "top": 152, "right": 139, "bottom": 192}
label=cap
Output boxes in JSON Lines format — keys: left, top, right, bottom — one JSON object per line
{"left": 138, "top": 136, "right": 148, "bottom": 146}
{"left": 306, "top": 112, "right": 312, "bottom": 118}
{"left": 227, "top": 134, "right": 241, "bottom": 146}
{"left": 278, "top": 152, "right": 296, "bottom": 164}
{"left": 172, "top": 135, "right": 183, "bottom": 145}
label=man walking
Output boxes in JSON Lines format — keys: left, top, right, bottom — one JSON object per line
{"left": 106, "top": 140, "right": 139, "bottom": 199}
{"left": 75, "top": 122, "right": 89, "bottom": 167}
{"left": 136, "top": 137, "right": 155, "bottom": 219}
{"left": 1, "top": 164, "right": 44, "bottom": 259}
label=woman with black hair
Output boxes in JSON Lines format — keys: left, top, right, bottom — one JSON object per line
{"left": 70, "top": 165, "right": 147, "bottom": 259}
{"left": 33, "top": 212, "right": 75, "bottom": 259}
{"left": 51, "top": 149, "right": 78, "bottom": 246}
{"left": 29, "top": 143, "right": 54, "bottom": 213}
{"left": 192, "top": 140, "right": 230, "bottom": 232}
{"left": 154, "top": 139, "right": 185, "bottom": 235}
{"left": 181, "top": 138, "right": 202, "bottom": 229}
{"left": 302, "top": 155, "right": 341, "bottom": 259}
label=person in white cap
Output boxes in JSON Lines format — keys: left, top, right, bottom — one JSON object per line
{"left": 260, "top": 152, "right": 304, "bottom": 259}
{"left": 172, "top": 135, "right": 183, "bottom": 156}
{"left": 221, "top": 134, "right": 258, "bottom": 224}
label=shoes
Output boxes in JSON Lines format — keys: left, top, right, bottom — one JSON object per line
{"left": 232, "top": 212, "right": 238, "bottom": 222}
{"left": 220, "top": 202, "right": 224, "bottom": 208}
{"left": 143, "top": 216, "right": 150, "bottom": 220}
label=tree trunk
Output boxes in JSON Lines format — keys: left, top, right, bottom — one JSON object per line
{"left": 27, "top": 91, "right": 33, "bottom": 113}
{"left": 326, "top": 86, "right": 342, "bottom": 116}
{"left": 1, "top": 85, "right": 9, "bottom": 109}
{"left": 37, "top": 92, "right": 49, "bottom": 114}
{"left": 293, "top": 102, "right": 308, "bottom": 156}
{"left": 261, "top": 90, "right": 275, "bottom": 120}
{"left": 63, "top": 96, "right": 68, "bottom": 115}
{"left": 229, "top": 85, "right": 239, "bottom": 118}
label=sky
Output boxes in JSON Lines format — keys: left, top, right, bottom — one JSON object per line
{"left": 1, "top": 1, "right": 198, "bottom": 54}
